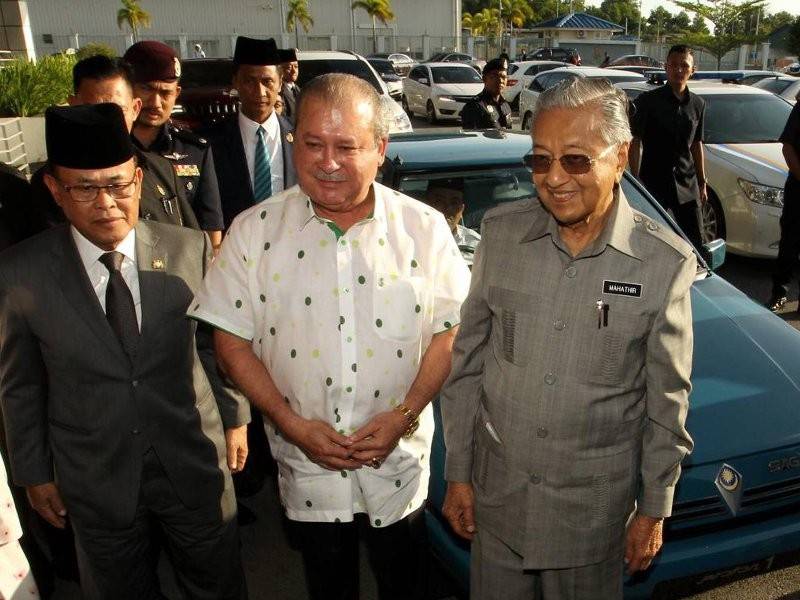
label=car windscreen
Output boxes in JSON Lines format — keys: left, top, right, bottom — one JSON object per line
{"left": 297, "top": 59, "right": 382, "bottom": 93}
{"left": 431, "top": 66, "right": 482, "bottom": 84}
{"left": 757, "top": 79, "right": 794, "bottom": 94}
{"left": 703, "top": 93, "right": 793, "bottom": 143}
{"left": 180, "top": 61, "right": 235, "bottom": 88}
{"left": 369, "top": 60, "right": 396, "bottom": 75}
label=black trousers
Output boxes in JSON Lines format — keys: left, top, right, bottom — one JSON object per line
{"left": 287, "top": 507, "right": 428, "bottom": 600}
{"left": 669, "top": 200, "right": 704, "bottom": 251}
{"left": 772, "top": 177, "right": 800, "bottom": 298}
{"left": 72, "top": 448, "right": 246, "bottom": 600}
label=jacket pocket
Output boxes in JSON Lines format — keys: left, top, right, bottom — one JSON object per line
{"left": 488, "top": 286, "right": 536, "bottom": 366}
{"left": 372, "top": 273, "right": 426, "bottom": 342}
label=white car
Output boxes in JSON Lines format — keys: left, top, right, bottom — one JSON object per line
{"left": 503, "top": 60, "right": 565, "bottom": 109}
{"left": 516, "top": 66, "right": 644, "bottom": 131}
{"left": 402, "top": 62, "right": 484, "bottom": 124}
{"left": 618, "top": 81, "right": 794, "bottom": 258}
{"left": 753, "top": 75, "right": 800, "bottom": 105}
{"left": 296, "top": 50, "right": 412, "bottom": 134}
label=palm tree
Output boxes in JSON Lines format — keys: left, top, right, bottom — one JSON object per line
{"left": 116, "top": 0, "right": 151, "bottom": 43}
{"left": 502, "top": 0, "right": 534, "bottom": 34}
{"left": 352, "top": 0, "right": 395, "bottom": 54}
{"left": 286, "top": 0, "right": 314, "bottom": 49}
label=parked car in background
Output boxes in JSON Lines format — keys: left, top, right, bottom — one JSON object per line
{"left": 425, "top": 51, "right": 486, "bottom": 73}
{"left": 367, "top": 57, "right": 403, "bottom": 100}
{"left": 503, "top": 60, "right": 565, "bottom": 109}
{"left": 367, "top": 52, "right": 415, "bottom": 77}
{"left": 753, "top": 75, "right": 800, "bottom": 104}
{"left": 175, "top": 50, "right": 413, "bottom": 133}
{"left": 524, "top": 46, "right": 581, "bottom": 65}
{"left": 618, "top": 80, "right": 792, "bottom": 258}
{"left": 607, "top": 65, "right": 664, "bottom": 76}
{"left": 735, "top": 70, "right": 785, "bottom": 85}
{"left": 609, "top": 54, "right": 663, "bottom": 68}
{"left": 382, "top": 128, "right": 800, "bottom": 600}
{"left": 402, "top": 62, "right": 484, "bottom": 123}
{"left": 516, "top": 66, "right": 644, "bottom": 131}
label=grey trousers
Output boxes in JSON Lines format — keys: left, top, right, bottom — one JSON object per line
{"left": 470, "top": 528, "right": 623, "bottom": 600}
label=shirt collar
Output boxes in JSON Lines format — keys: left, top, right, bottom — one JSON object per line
{"left": 521, "top": 186, "right": 641, "bottom": 260}
{"left": 298, "top": 182, "right": 385, "bottom": 232}
{"left": 71, "top": 225, "right": 137, "bottom": 272}
{"left": 661, "top": 82, "right": 692, "bottom": 105}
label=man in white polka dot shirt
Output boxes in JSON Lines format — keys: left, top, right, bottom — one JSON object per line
{"left": 189, "top": 73, "right": 470, "bottom": 599}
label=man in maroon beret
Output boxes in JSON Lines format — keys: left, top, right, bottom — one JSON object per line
{"left": 124, "top": 41, "right": 225, "bottom": 250}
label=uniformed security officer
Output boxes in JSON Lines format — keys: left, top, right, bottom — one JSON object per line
{"left": 28, "top": 54, "right": 199, "bottom": 233}
{"left": 461, "top": 58, "right": 512, "bottom": 130}
{"left": 125, "top": 41, "right": 224, "bottom": 249}
{"left": 767, "top": 99, "right": 800, "bottom": 312}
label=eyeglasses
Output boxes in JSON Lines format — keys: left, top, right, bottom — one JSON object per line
{"left": 54, "top": 177, "right": 138, "bottom": 203}
{"left": 525, "top": 145, "right": 615, "bottom": 175}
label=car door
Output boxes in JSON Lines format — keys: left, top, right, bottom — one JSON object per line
{"left": 405, "top": 66, "right": 428, "bottom": 112}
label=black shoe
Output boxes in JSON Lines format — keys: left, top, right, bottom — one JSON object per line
{"left": 766, "top": 295, "right": 788, "bottom": 312}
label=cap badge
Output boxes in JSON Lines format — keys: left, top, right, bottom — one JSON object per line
{"left": 173, "top": 57, "right": 182, "bottom": 78}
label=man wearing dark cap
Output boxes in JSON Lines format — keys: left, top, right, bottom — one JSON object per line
{"left": 205, "top": 36, "right": 297, "bottom": 228}
{"left": 461, "top": 58, "right": 511, "bottom": 130}
{"left": 0, "top": 103, "right": 249, "bottom": 600}
{"left": 279, "top": 47, "right": 301, "bottom": 123}
{"left": 124, "top": 41, "right": 225, "bottom": 250}
{"left": 28, "top": 54, "right": 199, "bottom": 232}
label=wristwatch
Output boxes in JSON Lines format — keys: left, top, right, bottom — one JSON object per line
{"left": 395, "top": 404, "right": 419, "bottom": 439}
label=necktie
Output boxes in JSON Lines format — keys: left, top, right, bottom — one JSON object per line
{"left": 99, "top": 251, "right": 139, "bottom": 356}
{"left": 253, "top": 125, "right": 272, "bottom": 202}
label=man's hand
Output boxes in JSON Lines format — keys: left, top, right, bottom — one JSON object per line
{"left": 442, "top": 481, "right": 476, "bottom": 541}
{"left": 27, "top": 482, "right": 67, "bottom": 529}
{"left": 282, "top": 416, "right": 360, "bottom": 471}
{"left": 347, "top": 410, "right": 407, "bottom": 466}
{"left": 699, "top": 181, "right": 708, "bottom": 204}
{"left": 224, "top": 425, "right": 249, "bottom": 473}
{"left": 624, "top": 514, "right": 664, "bottom": 575}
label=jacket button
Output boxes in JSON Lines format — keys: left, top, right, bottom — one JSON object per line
{"left": 565, "top": 266, "right": 577, "bottom": 278}
{"left": 131, "top": 429, "right": 140, "bottom": 435}
{"left": 544, "top": 372, "right": 556, "bottom": 385}
{"left": 553, "top": 320, "right": 565, "bottom": 331}
{"left": 530, "top": 474, "right": 541, "bottom": 484}
{"left": 537, "top": 427, "right": 548, "bottom": 438}
{"left": 132, "top": 380, "right": 138, "bottom": 388}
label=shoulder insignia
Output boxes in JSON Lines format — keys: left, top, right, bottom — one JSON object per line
{"left": 174, "top": 164, "right": 200, "bottom": 177}
{"left": 170, "top": 126, "right": 209, "bottom": 147}
{"left": 633, "top": 210, "right": 694, "bottom": 259}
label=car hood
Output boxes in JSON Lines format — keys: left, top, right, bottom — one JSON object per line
{"left": 705, "top": 143, "right": 788, "bottom": 187}
{"left": 434, "top": 83, "right": 484, "bottom": 96}
{"left": 686, "top": 274, "right": 800, "bottom": 466}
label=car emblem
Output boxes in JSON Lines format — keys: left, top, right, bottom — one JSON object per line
{"left": 715, "top": 463, "right": 744, "bottom": 515}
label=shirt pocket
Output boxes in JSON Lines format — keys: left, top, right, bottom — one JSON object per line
{"left": 372, "top": 273, "right": 426, "bottom": 343}
{"left": 585, "top": 309, "right": 651, "bottom": 387}
{"left": 487, "top": 286, "right": 537, "bottom": 367}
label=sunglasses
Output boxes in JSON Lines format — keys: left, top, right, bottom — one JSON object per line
{"left": 524, "top": 145, "right": 615, "bottom": 175}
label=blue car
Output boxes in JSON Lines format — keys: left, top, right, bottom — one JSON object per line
{"left": 381, "top": 130, "right": 800, "bottom": 599}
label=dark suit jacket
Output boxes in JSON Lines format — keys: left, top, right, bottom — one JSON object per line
{"left": 279, "top": 82, "right": 300, "bottom": 123}
{"left": 0, "top": 221, "right": 249, "bottom": 528}
{"left": 205, "top": 114, "right": 297, "bottom": 229}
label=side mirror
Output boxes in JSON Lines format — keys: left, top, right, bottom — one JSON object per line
{"left": 419, "top": 77, "right": 429, "bottom": 85}
{"left": 701, "top": 238, "right": 726, "bottom": 271}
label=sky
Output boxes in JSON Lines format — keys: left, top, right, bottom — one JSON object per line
{"left": 638, "top": 0, "right": 799, "bottom": 17}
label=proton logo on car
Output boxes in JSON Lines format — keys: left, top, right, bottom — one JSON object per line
{"left": 715, "top": 463, "right": 744, "bottom": 515}
{"left": 768, "top": 454, "right": 800, "bottom": 473}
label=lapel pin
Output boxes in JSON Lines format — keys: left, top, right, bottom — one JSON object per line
{"left": 152, "top": 258, "right": 165, "bottom": 270}
{"left": 286, "top": 132, "right": 294, "bottom": 143}
{"left": 156, "top": 184, "right": 166, "bottom": 197}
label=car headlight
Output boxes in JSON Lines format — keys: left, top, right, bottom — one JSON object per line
{"left": 438, "top": 95, "right": 456, "bottom": 102}
{"left": 391, "top": 110, "right": 413, "bottom": 133}
{"left": 738, "top": 179, "right": 784, "bottom": 208}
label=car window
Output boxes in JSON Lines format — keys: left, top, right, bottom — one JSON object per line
{"left": 547, "top": 73, "right": 575, "bottom": 87}
{"left": 508, "top": 64, "right": 520, "bottom": 75}
{"left": 758, "top": 79, "right": 793, "bottom": 94}
{"left": 408, "top": 66, "right": 426, "bottom": 81}
{"left": 179, "top": 61, "right": 234, "bottom": 88}
{"left": 453, "top": 54, "right": 472, "bottom": 61}
{"left": 369, "top": 60, "right": 396, "bottom": 76}
{"left": 703, "top": 93, "right": 792, "bottom": 143}
{"left": 298, "top": 59, "right": 382, "bottom": 93}
{"left": 431, "top": 66, "right": 482, "bottom": 84}
{"left": 531, "top": 73, "right": 552, "bottom": 90}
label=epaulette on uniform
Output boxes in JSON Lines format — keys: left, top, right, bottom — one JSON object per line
{"left": 170, "top": 125, "right": 208, "bottom": 147}
{"left": 631, "top": 209, "right": 694, "bottom": 259}
{"left": 482, "top": 197, "right": 538, "bottom": 223}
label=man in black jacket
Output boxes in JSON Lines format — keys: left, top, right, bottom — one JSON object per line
{"left": 461, "top": 58, "right": 512, "bottom": 130}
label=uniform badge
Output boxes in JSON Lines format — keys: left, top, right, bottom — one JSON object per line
{"left": 152, "top": 258, "right": 165, "bottom": 270}
{"left": 285, "top": 132, "right": 294, "bottom": 143}
{"left": 173, "top": 57, "right": 182, "bottom": 78}
{"left": 174, "top": 164, "right": 200, "bottom": 177}
{"left": 602, "top": 280, "right": 642, "bottom": 298}
{"left": 186, "top": 181, "right": 194, "bottom": 191}
{"left": 486, "top": 105, "right": 496, "bottom": 115}
{"left": 156, "top": 184, "right": 166, "bottom": 197}
{"left": 163, "top": 152, "right": 189, "bottom": 161}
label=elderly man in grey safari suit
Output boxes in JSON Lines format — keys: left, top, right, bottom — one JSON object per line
{"left": 440, "top": 77, "right": 695, "bottom": 599}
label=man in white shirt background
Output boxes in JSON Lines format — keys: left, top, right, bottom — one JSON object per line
{"left": 189, "top": 73, "right": 471, "bottom": 600}
{"left": 205, "top": 36, "right": 296, "bottom": 230}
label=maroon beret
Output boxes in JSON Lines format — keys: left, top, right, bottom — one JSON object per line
{"left": 123, "top": 40, "right": 181, "bottom": 82}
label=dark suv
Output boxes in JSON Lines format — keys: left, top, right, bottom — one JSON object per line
{"left": 525, "top": 47, "right": 581, "bottom": 65}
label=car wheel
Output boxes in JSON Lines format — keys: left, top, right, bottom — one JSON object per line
{"left": 402, "top": 95, "right": 412, "bottom": 117}
{"left": 701, "top": 189, "right": 726, "bottom": 243}
{"left": 426, "top": 100, "right": 438, "bottom": 124}
{"left": 522, "top": 111, "right": 533, "bottom": 132}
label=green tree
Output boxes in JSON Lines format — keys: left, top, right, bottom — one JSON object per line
{"left": 116, "top": 0, "right": 151, "bottom": 42}
{"left": 597, "top": 0, "right": 640, "bottom": 32}
{"left": 352, "top": 0, "right": 395, "bottom": 54}
{"left": 688, "top": 13, "right": 710, "bottom": 33}
{"left": 646, "top": 6, "right": 674, "bottom": 41}
{"left": 670, "top": 11, "right": 692, "bottom": 32}
{"left": 502, "top": 0, "right": 535, "bottom": 32}
{"left": 672, "top": 0, "right": 766, "bottom": 68}
{"left": 286, "top": 0, "right": 314, "bottom": 49}
{"left": 75, "top": 42, "right": 117, "bottom": 62}
{"left": 788, "top": 16, "right": 800, "bottom": 58}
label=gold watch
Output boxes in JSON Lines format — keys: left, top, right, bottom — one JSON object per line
{"left": 395, "top": 404, "right": 419, "bottom": 439}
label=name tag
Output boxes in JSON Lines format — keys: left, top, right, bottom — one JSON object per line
{"left": 174, "top": 164, "right": 200, "bottom": 177}
{"left": 603, "top": 280, "right": 642, "bottom": 298}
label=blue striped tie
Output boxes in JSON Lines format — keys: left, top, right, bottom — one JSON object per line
{"left": 253, "top": 125, "right": 272, "bottom": 202}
